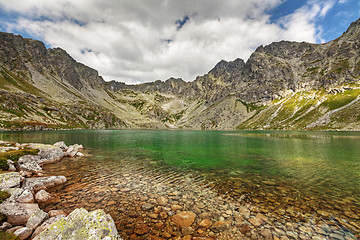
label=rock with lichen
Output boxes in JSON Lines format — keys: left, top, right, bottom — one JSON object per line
{"left": 0, "top": 172, "right": 21, "bottom": 189}
{"left": 33, "top": 208, "right": 122, "bottom": 240}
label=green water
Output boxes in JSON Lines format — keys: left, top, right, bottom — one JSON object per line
{"left": 1, "top": 130, "right": 360, "bottom": 201}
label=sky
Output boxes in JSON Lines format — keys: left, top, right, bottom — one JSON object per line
{"left": 0, "top": 0, "right": 359, "bottom": 84}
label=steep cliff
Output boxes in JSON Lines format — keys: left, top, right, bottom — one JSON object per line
{"left": 0, "top": 18, "right": 360, "bottom": 130}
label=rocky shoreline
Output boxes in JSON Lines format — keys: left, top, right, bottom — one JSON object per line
{"left": 0, "top": 140, "right": 122, "bottom": 239}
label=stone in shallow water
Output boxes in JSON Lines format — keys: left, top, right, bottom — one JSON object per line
{"left": 33, "top": 208, "right": 121, "bottom": 240}
{"left": 238, "top": 206, "right": 250, "bottom": 219}
{"left": 248, "top": 216, "right": 263, "bottom": 227}
{"left": 35, "top": 190, "right": 52, "bottom": 203}
{"left": 157, "top": 196, "right": 168, "bottom": 206}
{"left": 48, "top": 209, "right": 66, "bottom": 218}
{"left": 0, "top": 172, "right": 21, "bottom": 189}
{"left": 262, "top": 180, "right": 277, "bottom": 186}
{"left": 66, "top": 144, "right": 83, "bottom": 157}
{"left": 141, "top": 203, "right": 154, "bottom": 210}
{"left": 134, "top": 224, "right": 150, "bottom": 235}
{"left": 171, "top": 211, "right": 196, "bottom": 227}
{"left": 198, "top": 219, "right": 212, "bottom": 228}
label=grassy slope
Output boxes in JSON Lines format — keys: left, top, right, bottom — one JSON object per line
{"left": 238, "top": 85, "right": 360, "bottom": 130}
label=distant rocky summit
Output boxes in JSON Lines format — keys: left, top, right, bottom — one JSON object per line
{"left": 0, "top": 18, "right": 360, "bottom": 130}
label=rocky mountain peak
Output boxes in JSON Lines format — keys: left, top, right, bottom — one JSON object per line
{"left": 342, "top": 18, "right": 360, "bottom": 41}
{"left": 208, "top": 58, "right": 245, "bottom": 80}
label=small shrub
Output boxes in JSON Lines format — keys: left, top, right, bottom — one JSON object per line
{"left": 0, "top": 230, "right": 20, "bottom": 240}
{"left": 0, "top": 157, "right": 9, "bottom": 171}
{"left": 0, "top": 212, "right": 6, "bottom": 224}
{"left": 0, "top": 190, "right": 10, "bottom": 204}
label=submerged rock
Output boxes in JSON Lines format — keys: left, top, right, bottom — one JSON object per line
{"left": 0, "top": 172, "right": 21, "bottom": 189}
{"left": 171, "top": 211, "right": 196, "bottom": 227}
{"left": 34, "top": 208, "right": 122, "bottom": 240}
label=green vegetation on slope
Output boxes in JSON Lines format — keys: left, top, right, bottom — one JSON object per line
{"left": 238, "top": 87, "right": 360, "bottom": 130}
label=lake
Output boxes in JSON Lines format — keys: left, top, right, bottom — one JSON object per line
{"left": 1, "top": 130, "right": 359, "bottom": 239}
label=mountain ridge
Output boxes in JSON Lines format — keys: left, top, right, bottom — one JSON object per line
{"left": 0, "top": 18, "right": 360, "bottom": 130}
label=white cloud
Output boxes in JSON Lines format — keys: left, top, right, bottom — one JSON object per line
{"left": 0, "top": 0, "right": 336, "bottom": 83}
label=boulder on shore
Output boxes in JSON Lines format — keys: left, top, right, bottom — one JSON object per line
{"left": 17, "top": 189, "right": 34, "bottom": 203}
{"left": 53, "top": 141, "right": 67, "bottom": 150}
{"left": 26, "top": 209, "right": 49, "bottom": 229}
{"left": 23, "top": 176, "right": 67, "bottom": 193}
{"left": 31, "top": 215, "right": 65, "bottom": 239}
{"left": 13, "top": 226, "right": 33, "bottom": 239}
{"left": 0, "top": 172, "right": 21, "bottom": 189}
{"left": 0, "top": 202, "right": 39, "bottom": 225}
{"left": 18, "top": 155, "right": 43, "bottom": 174}
{"left": 38, "top": 148, "right": 65, "bottom": 165}
{"left": 66, "top": 144, "right": 83, "bottom": 157}
{"left": 34, "top": 208, "right": 122, "bottom": 240}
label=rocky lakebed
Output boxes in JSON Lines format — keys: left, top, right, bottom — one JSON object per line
{"left": 0, "top": 140, "right": 359, "bottom": 240}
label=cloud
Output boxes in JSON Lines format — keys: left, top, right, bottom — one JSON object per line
{"left": 0, "top": 0, "right": 336, "bottom": 84}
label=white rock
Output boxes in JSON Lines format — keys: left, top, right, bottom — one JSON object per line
{"left": 17, "top": 189, "right": 34, "bottom": 203}
{"left": 13, "top": 227, "right": 33, "bottom": 240}
{"left": 76, "top": 152, "right": 84, "bottom": 157}
{"left": 6, "top": 160, "right": 16, "bottom": 172}
{"left": 35, "top": 190, "right": 52, "bottom": 203}
{"left": 23, "top": 176, "right": 67, "bottom": 193}
{"left": 26, "top": 209, "right": 49, "bottom": 229}
{"left": 0, "top": 202, "right": 39, "bottom": 225}
{"left": 53, "top": 141, "right": 67, "bottom": 150}
{"left": 66, "top": 144, "right": 83, "bottom": 157}
{"left": 38, "top": 148, "right": 65, "bottom": 165}
{"left": 0, "top": 222, "right": 12, "bottom": 231}
{"left": 1, "top": 188, "right": 24, "bottom": 203}
{"left": 20, "top": 170, "right": 33, "bottom": 177}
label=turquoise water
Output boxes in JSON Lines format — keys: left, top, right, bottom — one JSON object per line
{"left": 2, "top": 129, "right": 360, "bottom": 237}
{"left": 1, "top": 130, "right": 360, "bottom": 204}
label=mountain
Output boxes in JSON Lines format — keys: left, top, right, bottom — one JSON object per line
{"left": 0, "top": 18, "right": 360, "bottom": 131}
